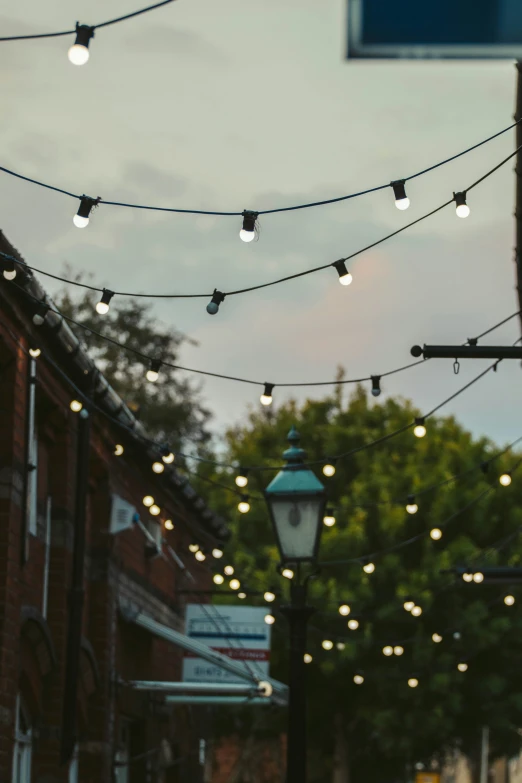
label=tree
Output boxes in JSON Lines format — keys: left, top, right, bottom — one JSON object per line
{"left": 197, "top": 386, "right": 522, "bottom": 783}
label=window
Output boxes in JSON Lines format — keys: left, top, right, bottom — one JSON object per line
{"left": 12, "top": 695, "right": 32, "bottom": 783}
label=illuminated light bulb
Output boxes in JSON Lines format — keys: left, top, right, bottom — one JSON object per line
{"left": 336, "top": 642, "right": 346, "bottom": 651}
{"left": 323, "top": 462, "right": 336, "bottom": 478}
{"left": 224, "top": 565, "right": 234, "bottom": 576}
{"left": 404, "top": 601, "right": 415, "bottom": 612}
{"left": 95, "top": 288, "right": 114, "bottom": 315}
{"left": 195, "top": 550, "right": 206, "bottom": 561}
{"left": 394, "top": 646, "right": 404, "bottom": 656}
{"left": 454, "top": 191, "right": 470, "bottom": 219}
{"left": 264, "top": 614, "right": 275, "bottom": 625}
{"left": 363, "top": 562, "right": 375, "bottom": 574}
{"left": 411, "top": 606, "right": 422, "bottom": 617}
{"left": 348, "top": 619, "right": 359, "bottom": 630}
{"left": 339, "top": 604, "right": 351, "bottom": 616}
{"left": 332, "top": 259, "right": 352, "bottom": 286}
{"left": 462, "top": 573, "right": 473, "bottom": 583}
{"left": 505, "top": 595, "right": 515, "bottom": 606}
{"left": 164, "top": 519, "right": 174, "bottom": 531}
{"left": 213, "top": 573, "right": 224, "bottom": 585}
{"left": 264, "top": 591, "right": 276, "bottom": 603}
{"left": 1, "top": 257, "right": 17, "bottom": 280}
{"left": 239, "top": 210, "right": 258, "bottom": 242}
{"left": 304, "top": 653, "right": 313, "bottom": 664}
{"left": 235, "top": 470, "right": 248, "bottom": 488}
{"left": 70, "top": 400, "right": 83, "bottom": 413}
{"left": 238, "top": 497, "right": 250, "bottom": 514}
{"left": 152, "top": 461, "right": 165, "bottom": 474}
{"left": 453, "top": 631, "right": 461, "bottom": 641}
{"left": 322, "top": 640, "right": 334, "bottom": 651}
{"left": 473, "top": 572, "right": 484, "bottom": 583}
{"left": 146, "top": 359, "right": 161, "bottom": 383}
{"left": 238, "top": 592, "right": 247, "bottom": 599}
{"left": 114, "top": 444, "right": 124, "bottom": 456}
{"left": 499, "top": 472, "right": 512, "bottom": 487}
{"left": 229, "top": 578, "right": 240, "bottom": 590}
{"left": 432, "top": 633, "right": 443, "bottom": 643}
{"left": 212, "top": 548, "right": 223, "bottom": 559}
{"left": 260, "top": 382, "right": 274, "bottom": 406}
{"left": 28, "top": 348, "right": 41, "bottom": 358}
{"left": 33, "top": 303, "right": 49, "bottom": 327}
{"left": 68, "top": 24, "right": 94, "bottom": 66}
{"left": 150, "top": 504, "right": 160, "bottom": 516}
{"left": 408, "top": 678, "right": 419, "bottom": 688}
{"left": 413, "top": 418, "right": 426, "bottom": 438}
{"left": 371, "top": 375, "right": 381, "bottom": 397}
{"left": 323, "top": 507, "right": 336, "bottom": 527}
{"left": 353, "top": 674, "right": 364, "bottom": 685}
{"left": 391, "top": 179, "right": 410, "bottom": 210}
{"left": 162, "top": 451, "right": 175, "bottom": 464}
{"left": 206, "top": 289, "right": 225, "bottom": 315}
{"left": 383, "top": 646, "right": 393, "bottom": 656}
{"left": 457, "top": 662, "right": 468, "bottom": 673}
{"left": 143, "top": 496, "right": 154, "bottom": 507}
{"left": 430, "top": 528, "right": 442, "bottom": 540}
{"left": 73, "top": 194, "right": 98, "bottom": 227}
{"left": 3, "top": 268, "right": 16, "bottom": 281}
{"left": 188, "top": 544, "right": 200, "bottom": 553}
{"left": 282, "top": 568, "right": 294, "bottom": 580}
{"left": 406, "top": 495, "right": 418, "bottom": 515}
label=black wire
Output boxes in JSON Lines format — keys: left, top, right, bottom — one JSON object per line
{"left": 94, "top": 0, "right": 177, "bottom": 30}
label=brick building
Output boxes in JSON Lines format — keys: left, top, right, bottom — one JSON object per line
{"left": 0, "top": 231, "right": 230, "bottom": 783}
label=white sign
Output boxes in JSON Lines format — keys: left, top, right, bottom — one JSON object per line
{"left": 109, "top": 494, "right": 138, "bottom": 535}
{"left": 182, "top": 604, "right": 271, "bottom": 684}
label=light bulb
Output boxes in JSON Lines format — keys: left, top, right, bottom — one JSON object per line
{"left": 336, "top": 642, "right": 346, "bottom": 651}
{"left": 432, "top": 633, "right": 443, "bottom": 643}
{"left": 473, "top": 572, "right": 484, "bottom": 583}
{"left": 404, "top": 601, "right": 415, "bottom": 612}
{"left": 240, "top": 210, "right": 258, "bottom": 242}
{"left": 333, "top": 259, "right": 352, "bottom": 286}
{"left": 238, "top": 592, "right": 247, "bottom": 599}
{"left": 408, "top": 678, "right": 419, "bottom": 688}
{"left": 238, "top": 499, "right": 250, "bottom": 514}
{"left": 505, "top": 595, "right": 515, "bottom": 606}
{"left": 363, "top": 562, "right": 375, "bottom": 574}
{"left": 500, "top": 472, "right": 512, "bottom": 487}
{"left": 323, "top": 463, "right": 336, "bottom": 477}
{"left": 260, "top": 383, "right": 274, "bottom": 406}
{"left": 114, "top": 444, "right": 124, "bottom": 456}
{"left": 162, "top": 452, "right": 175, "bottom": 464}
{"left": 143, "top": 496, "right": 154, "bottom": 507}
{"left": 457, "top": 663, "right": 468, "bottom": 673}
{"left": 68, "top": 24, "right": 94, "bottom": 66}
{"left": 430, "top": 528, "right": 442, "bottom": 540}
{"left": 73, "top": 194, "right": 97, "bottom": 228}
{"left": 304, "top": 654, "right": 313, "bottom": 664}
{"left": 212, "top": 548, "right": 223, "bottom": 559}
{"left": 453, "top": 631, "right": 461, "bottom": 641}
{"left": 70, "top": 400, "right": 83, "bottom": 413}
{"left": 322, "top": 640, "right": 334, "bottom": 651}
{"left": 189, "top": 544, "right": 200, "bottom": 553}
{"left": 348, "top": 619, "right": 359, "bottom": 630}
{"left": 213, "top": 574, "right": 224, "bottom": 585}
{"left": 73, "top": 214, "right": 90, "bottom": 228}
{"left": 371, "top": 376, "right": 381, "bottom": 397}
{"left": 206, "top": 289, "right": 225, "bottom": 315}
{"left": 394, "top": 646, "right": 404, "bottom": 656}
{"left": 28, "top": 348, "right": 41, "bottom": 358}
{"left": 406, "top": 495, "right": 418, "bottom": 514}
{"left": 195, "top": 551, "right": 206, "bottom": 562}
{"left": 391, "top": 180, "right": 410, "bottom": 210}
{"left": 462, "top": 573, "right": 473, "bottom": 583}
{"left": 264, "top": 591, "right": 276, "bottom": 603}
{"left": 411, "top": 606, "right": 422, "bottom": 617}
{"left": 339, "top": 604, "right": 351, "bottom": 616}
{"left": 150, "top": 504, "right": 160, "bottom": 516}
{"left": 264, "top": 614, "right": 275, "bottom": 625}
{"left": 282, "top": 568, "right": 294, "bottom": 580}
{"left": 413, "top": 418, "right": 426, "bottom": 438}
{"left": 3, "top": 268, "right": 16, "bottom": 281}
{"left": 95, "top": 288, "right": 114, "bottom": 315}
{"left": 224, "top": 565, "right": 234, "bottom": 576}
{"left": 164, "top": 519, "right": 174, "bottom": 531}
{"left": 152, "top": 461, "right": 165, "bottom": 474}
{"left": 353, "top": 674, "right": 364, "bottom": 685}
{"left": 454, "top": 192, "right": 470, "bottom": 219}
{"left": 323, "top": 509, "right": 336, "bottom": 527}
{"left": 33, "top": 303, "right": 49, "bottom": 326}
{"left": 235, "top": 471, "right": 248, "bottom": 488}
{"left": 95, "top": 302, "right": 108, "bottom": 314}
{"left": 229, "top": 578, "right": 240, "bottom": 590}
{"left": 383, "top": 646, "right": 393, "bottom": 656}
{"left": 146, "top": 360, "right": 161, "bottom": 383}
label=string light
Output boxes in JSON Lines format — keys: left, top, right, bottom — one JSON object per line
{"left": 462, "top": 573, "right": 473, "bottom": 583}
{"left": 432, "top": 633, "right": 443, "bottom": 643}
{"left": 212, "top": 548, "right": 223, "bottom": 559}
{"left": 264, "top": 614, "right": 275, "bottom": 625}
{"left": 224, "top": 565, "right": 234, "bottom": 576}
{"left": 339, "top": 604, "right": 351, "bottom": 616}
{"left": 499, "top": 472, "right": 512, "bottom": 487}
{"left": 32, "top": 302, "right": 49, "bottom": 326}
{"left": 260, "top": 383, "right": 274, "bottom": 406}
{"left": 28, "top": 347, "right": 41, "bottom": 358}
{"left": 406, "top": 495, "right": 418, "bottom": 514}
{"left": 371, "top": 375, "right": 381, "bottom": 397}
{"left": 73, "top": 195, "right": 98, "bottom": 227}
{"left": 206, "top": 289, "right": 225, "bottom": 316}
{"left": 411, "top": 606, "right": 422, "bottom": 617}
{"left": 322, "top": 640, "right": 334, "bottom": 651}
{"left": 282, "top": 568, "right": 294, "bottom": 580}
{"left": 408, "top": 678, "right": 419, "bottom": 688}
{"left": 229, "top": 579, "right": 240, "bottom": 590}
{"left": 454, "top": 191, "right": 470, "bottom": 219}
{"left": 353, "top": 674, "right": 364, "bottom": 685}
{"left": 189, "top": 544, "right": 200, "bottom": 553}
{"left": 332, "top": 260, "right": 352, "bottom": 286}
{"left": 264, "top": 591, "right": 276, "bottom": 603}
{"left": 430, "top": 528, "right": 442, "bottom": 540}
{"left": 162, "top": 450, "right": 175, "bottom": 464}
{"left": 143, "top": 496, "right": 154, "bottom": 507}
{"left": 391, "top": 179, "right": 410, "bottom": 210}
{"left": 238, "top": 497, "right": 250, "bottom": 514}
{"left": 96, "top": 288, "right": 114, "bottom": 315}
{"left": 304, "top": 654, "right": 313, "bottom": 664}
{"left": 239, "top": 210, "right": 258, "bottom": 242}
{"left": 164, "top": 519, "right": 174, "bottom": 531}
{"left": 348, "top": 619, "right": 359, "bottom": 630}
{"left": 336, "top": 642, "right": 346, "bottom": 651}
{"left": 146, "top": 360, "right": 161, "bottom": 383}
{"left": 1, "top": 256, "right": 17, "bottom": 280}
{"left": 70, "top": 400, "right": 83, "bottom": 413}
{"left": 473, "top": 572, "right": 484, "bottom": 583}
{"left": 323, "top": 461, "right": 337, "bottom": 478}
{"left": 150, "top": 504, "right": 160, "bottom": 516}
{"left": 213, "top": 573, "right": 224, "bottom": 585}
{"left": 363, "top": 562, "right": 375, "bottom": 574}
{"left": 383, "top": 646, "right": 393, "bottom": 656}
{"left": 413, "top": 418, "right": 427, "bottom": 438}
{"left": 114, "top": 444, "right": 124, "bottom": 456}
{"left": 457, "top": 662, "right": 468, "bottom": 673}
{"left": 505, "top": 595, "right": 515, "bottom": 606}
{"left": 238, "top": 592, "right": 247, "bottom": 599}
{"left": 152, "top": 461, "right": 165, "bottom": 474}
{"left": 68, "top": 24, "right": 94, "bottom": 66}
{"left": 403, "top": 601, "right": 415, "bottom": 612}
{"left": 394, "top": 646, "right": 404, "bottom": 656}
{"left": 235, "top": 469, "right": 248, "bottom": 488}
{"left": 195, "top": 550, "right": 206, "bottom": 562}
{"left": 323, "top": 507, "right": 336, "bottom": 527}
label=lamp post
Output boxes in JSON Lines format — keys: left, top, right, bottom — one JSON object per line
{"left": 264, "top": 426, "right": 326, "bottom": 783}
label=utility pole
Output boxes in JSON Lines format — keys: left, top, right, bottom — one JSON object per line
{"left": 514, "top": 63, "right": 522, "bottom": 336}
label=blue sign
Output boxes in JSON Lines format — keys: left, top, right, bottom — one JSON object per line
{"left": 347, "top": 0, "right": 522, "bottom": 59}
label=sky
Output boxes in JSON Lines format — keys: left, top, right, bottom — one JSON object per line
{"left": 1, "top": 0, "right": 522, "bottom": 449}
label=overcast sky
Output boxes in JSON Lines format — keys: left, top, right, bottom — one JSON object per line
{"left": 1, "top": 0, "right": 521, "bottom": 448}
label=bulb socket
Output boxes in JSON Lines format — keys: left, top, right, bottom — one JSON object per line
{"left": 77, "top": 195, "right": 99, "bottom": 220}
{"left": 454, "top": 191, "right": 467, "bottom": 208}
{"left": 241, "top": 210, "right": 258, "bottom": 233}
{"left": 391, "top": 179, "right": 407, "bottom": 202}
{"left": 74, "top": 23, "right": 95, "bottom": 48}
{"left": 333, "top": 259, "right": 350, "bottom": 280}
{"left": 371, "top": 375, "right": 381, "bottom": 397}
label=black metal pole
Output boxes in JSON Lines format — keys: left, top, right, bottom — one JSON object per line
{"left": 411, "top": 344, "right": 522, "bottom": 360}
{"left": 280, "top": 581, "right": 315, "bottom": 783}
{"left": 514, "top": 62, "right": 522, "bottom": 338}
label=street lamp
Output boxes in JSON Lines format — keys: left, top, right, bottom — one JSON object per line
{"left": 264, "top": 426, "right": 326, "bottom": 783}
